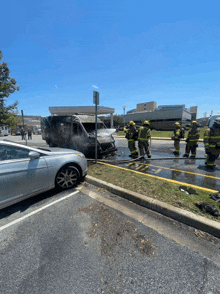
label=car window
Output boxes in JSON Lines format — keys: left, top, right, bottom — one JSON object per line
{"left": 0, "top": 145, "right": 30, "bottom": 161}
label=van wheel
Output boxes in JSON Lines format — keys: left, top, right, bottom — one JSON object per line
{"left": 47, "top": 140, "right": 56, "bottom": 147}
{"left": 55, "top": 165, "right": 80, "bottom": 190}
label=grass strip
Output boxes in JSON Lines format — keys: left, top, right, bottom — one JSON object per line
{"left": 88, "top": 163, "right": 220, "bottom": 222}
{"left": 117, "top": 127, "right": 207, "bottom": 138}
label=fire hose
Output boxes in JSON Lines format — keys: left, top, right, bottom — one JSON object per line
{"left": 86, "top": 156, "right": 207, "bottom": 165}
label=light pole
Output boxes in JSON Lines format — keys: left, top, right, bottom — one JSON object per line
{"left": 93, "top": 91, "right": 100, "bottom": 164}
{"left": 123, "top": 106, "right": 126, "bottom": 128}
{"left": 21, "top": 110, "right": 27, "bottom": 145}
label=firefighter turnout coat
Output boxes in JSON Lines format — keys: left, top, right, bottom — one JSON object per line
{"left": 184, "top": 127, "right": 200, "bottom": 157}
{"left": 172, "top": 127, "right": 181, "bottom": 154}
{"left": 204, "top": 127, "right": 220, "bottom": 166}
{"left": 138, "top": 126, "right": 151, "bottom": 157}
{"left": 125, "top": 125, "right": 138, "bottom": 156}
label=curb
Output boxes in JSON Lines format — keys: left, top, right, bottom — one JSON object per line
{"left": 85, "top": 175, "right": 220, "bottom": 239}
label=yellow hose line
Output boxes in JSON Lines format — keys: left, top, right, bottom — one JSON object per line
{"left": 144, "top": 163, "right": 220, "bottom": 180}
{"left": 97, "top": 161, "right": 219, "bottom": 193}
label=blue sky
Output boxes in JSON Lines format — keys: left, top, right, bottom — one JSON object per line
{"left": 1, "top": 0, "right": 220, "bottom": 118}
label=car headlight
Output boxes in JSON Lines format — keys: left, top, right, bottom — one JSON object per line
{"left": 75, "top": 153, "right": 85, "bottom": 158}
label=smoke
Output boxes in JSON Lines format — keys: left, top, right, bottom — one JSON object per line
{"left": 97, "top": 129, "right": 116, "bottom": 137}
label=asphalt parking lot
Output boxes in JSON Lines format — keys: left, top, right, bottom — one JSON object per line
{"left": 3, "top": 134, "right": 220, "bottom": 191}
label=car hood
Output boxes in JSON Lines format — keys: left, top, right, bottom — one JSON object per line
{"left": 41, "top": 148, "right": 82, "bottom": 156}
{"left": 52, "top": 150, "right": 81, "bottom": 155}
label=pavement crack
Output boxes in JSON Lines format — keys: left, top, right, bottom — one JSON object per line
{"left": 198, "top": 258, "right": 209, "bottom": 293}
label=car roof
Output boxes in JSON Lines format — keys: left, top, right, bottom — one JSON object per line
{"left": 0, "top": 140, "right": 80, "bottom": 156}
{"left": 0, "top": 140, "right": 51, "bottom": 155}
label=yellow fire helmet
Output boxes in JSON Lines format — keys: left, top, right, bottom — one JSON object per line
{"left": 143, "top": 120, "right": 150, "bottom": 125}
{"left": 214, "top": 117, "right": 220, "bottom": 126}
{"left": 192, "top": 121, "right": 198, "bottom": 124}
{"left": 129, "top": 121, "right": 135, "bottom": 126}
{"left": 175, "top": 122, "right": 180, "bottom": 126}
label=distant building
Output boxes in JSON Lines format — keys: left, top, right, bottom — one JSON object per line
{"left": 16, "top": 115, "right": 41, "bottom": 127}
{"left": 136, "top": 101, "right": 157, "bottom": 112}
{"left": 189, "top": 106, "right": 198, "bottom": 120}
{"left": 197, "top": 117, "right": 209, "bottom": 127}
{"left": 127, "top": 109, "right": 136, "bottom": 114}
{"left": 157, "top": 104, "right": 185, "bottom": 111}
{"left": 124, "top": 103, "right": 194, "bottom": 130}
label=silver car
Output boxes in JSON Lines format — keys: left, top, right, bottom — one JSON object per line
{"left": 0, "top": 140, "right": 87, "bottom": 210}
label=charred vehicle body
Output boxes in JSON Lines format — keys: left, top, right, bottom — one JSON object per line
{"left": 41, "top": 115, "right": 117, "bottom": 157}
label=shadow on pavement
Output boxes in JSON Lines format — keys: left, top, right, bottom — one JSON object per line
{"left": 0, "top": 188, "right": 59, "bottom": 220}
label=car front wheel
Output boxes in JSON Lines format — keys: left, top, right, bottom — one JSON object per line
{"left": 55, "top": 165, "right": 80, "bottom": 190}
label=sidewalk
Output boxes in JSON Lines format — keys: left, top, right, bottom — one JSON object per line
{"left": 85, "top": 175, "right": 220, "bottom": 239}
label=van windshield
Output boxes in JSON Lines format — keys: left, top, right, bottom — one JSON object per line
{"left": 209, "top": 115, "right": 220, "bottom": 128}
{"left": 82, "top": 123, "right": 105, "bottom": 134}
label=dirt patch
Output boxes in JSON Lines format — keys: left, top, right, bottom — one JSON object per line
{"left": 78, "top": 202, "right": 156, "bottom": 257}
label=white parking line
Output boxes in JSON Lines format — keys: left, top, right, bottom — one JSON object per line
{"left": 0, "top": 190, "right": 79, "bottom": 232}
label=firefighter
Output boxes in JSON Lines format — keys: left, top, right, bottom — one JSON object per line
{"left": 125, "top": 121, "right": 138, "bottom": 158}
{"left": 172, "top": 122, "right": 181, "bottom": 155}
{"left": 183, "top": 121, "right": 200, "bottom": 158}
{"left": 138, "top": 120, "right": 152, "bottom": 158}
{"left": 204, "top": 117, "right": 220, "bottom": 168}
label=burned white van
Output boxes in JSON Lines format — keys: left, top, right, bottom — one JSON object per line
{"left": 41, "top": 115, "right": 117, "bottom": 157}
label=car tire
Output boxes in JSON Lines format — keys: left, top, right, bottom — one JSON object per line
{"left": 55, "top": 165, "right": 80, "bottom": 190}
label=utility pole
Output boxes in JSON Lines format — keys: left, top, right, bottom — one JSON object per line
{"left": 93, "top": 91, "right": 100, "bottom": 164}
{"left": 21, "top": 110, "right": 27, "bottom": 145}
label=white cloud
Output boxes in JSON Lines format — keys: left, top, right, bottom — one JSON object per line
{"left": 92, "top": 85, "right": 98, "bottom": 89}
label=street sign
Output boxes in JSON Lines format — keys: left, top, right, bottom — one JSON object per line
{"left": 93, "top": 91, "right": 100, "bottom": 105}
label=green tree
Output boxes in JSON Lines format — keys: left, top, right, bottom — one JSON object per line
{"left": 0, "top": 101, "right": 21, "bottom": 127}
{"left": 0, "top": 49, "right": 20, "bottom": 127}
{"left": 113, "top": 115, "right": 124, "bottom": 127}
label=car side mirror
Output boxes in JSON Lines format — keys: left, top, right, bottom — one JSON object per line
{"left": 29, "top": 151, "right": 40, "bottom": 160}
